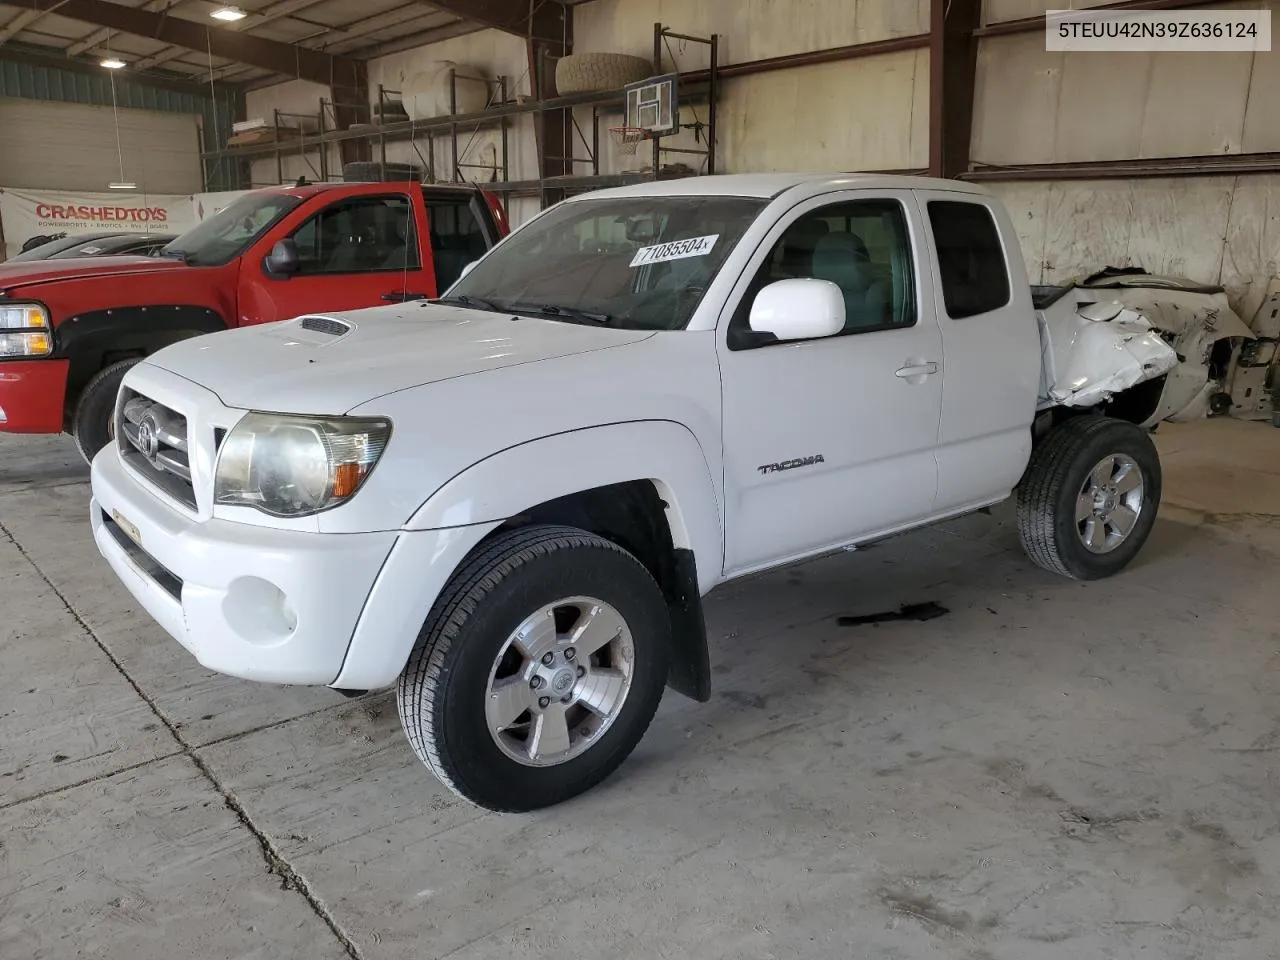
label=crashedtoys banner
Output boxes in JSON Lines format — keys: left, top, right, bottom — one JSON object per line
{"left": 0, "top": 188, "right": 197, "bottom": 256}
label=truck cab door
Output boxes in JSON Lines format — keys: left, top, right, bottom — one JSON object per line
{"left": 420, "top": 188, "right": 504, "bottom": 294}
{"left": 243, "top": 190, "right": 436, "bottom": 322}
{"left": 717, "top": 191, "right": 944, "bottom": 575}
{"left": 912, "top": 192, "right": 1041, "bottom": 513}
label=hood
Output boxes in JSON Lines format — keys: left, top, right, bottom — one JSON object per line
{"left": 0, "top": 255, "right": 187, "bottom": 294}
{"left": 144, "top": 302, "right": 656, "bottom": 413}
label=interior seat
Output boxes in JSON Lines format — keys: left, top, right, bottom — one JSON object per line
{"left": 810, "top": 232, "right": 889, "bottom": 331}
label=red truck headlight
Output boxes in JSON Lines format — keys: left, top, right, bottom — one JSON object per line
{"left": 0, "top": 303, "right": 52, "bottom": 358}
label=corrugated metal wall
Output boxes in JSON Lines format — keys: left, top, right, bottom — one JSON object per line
{"left": 0, "top": 58, "right": 240, "bottom": 191}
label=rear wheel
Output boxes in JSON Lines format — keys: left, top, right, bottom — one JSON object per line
{"left": 397, "top": 525, "right": 670, "bottom": 812}
{"left": 71, "top": 358, "right": 141, "bottom": 464}
{"left": 1016, "top": 416, "right": 1161, "bottom": 580}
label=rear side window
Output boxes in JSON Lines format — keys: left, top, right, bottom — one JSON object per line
{"left": 425, "top": 197, "right": 491, "bottom": 291}
{"left": 927, "top": 201, "right": 1010, "bottom": 319}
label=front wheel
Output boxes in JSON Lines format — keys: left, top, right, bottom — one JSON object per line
{"left": 1016, "top": 416, "right": 1162, "bottom": 580}
{"left": 397, "top": 525, "right": 670, "bottom": 812}
{"left": 71, "top": 358, "right": 141, "bottom": 464}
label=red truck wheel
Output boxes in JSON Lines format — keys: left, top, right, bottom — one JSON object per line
{"left": 72, "top": 358, "right": 141, "bottom": 464}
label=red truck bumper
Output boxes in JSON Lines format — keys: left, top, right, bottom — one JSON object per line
{"left": 0, "top": 360, "right": 69, "bottom": 433}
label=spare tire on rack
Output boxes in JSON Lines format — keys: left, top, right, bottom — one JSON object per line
{"left": 342, "top": 161, "right": 423, "bottom": 183}
{"left": 555, "top": 53, "right": 654, "bottom": 95}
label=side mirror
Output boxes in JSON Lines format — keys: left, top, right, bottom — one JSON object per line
{"left": 265, "top": 238, "right": 299, "bottom": 276}
{"left": 749, "top": 278, "right": 845, "bottom": 341}
{"left": 458, "top": 259, "right": 479, "bottom": 281}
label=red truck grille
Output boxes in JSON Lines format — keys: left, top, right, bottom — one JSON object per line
{"left": 117, "top": 389, "right": 197, "bottom": 510}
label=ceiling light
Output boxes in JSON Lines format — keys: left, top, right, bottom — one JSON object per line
{"left": 101, "top": 57, "right": 126, "bottom": 69}
{"left": 210, "top": 6, "right": 247, "bottom": 21}
{"left": 108, "top": 181, "right": 137, "bottom": 190}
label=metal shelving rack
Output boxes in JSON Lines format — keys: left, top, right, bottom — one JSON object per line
{"left": 200, "top": 22, "right": 719, "bottom": 206}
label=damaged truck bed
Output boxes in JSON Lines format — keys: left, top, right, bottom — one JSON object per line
{"left": 1034, "top": 268, "right": 1256, "bottom": 426}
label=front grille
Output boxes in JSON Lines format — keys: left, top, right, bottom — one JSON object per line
{"left": 118, "top": 389, "right": 197, "bottom": 510}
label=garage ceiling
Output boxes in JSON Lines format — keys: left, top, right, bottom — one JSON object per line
{"left": 0, "top": 0, "right": 587, "bottom": 88}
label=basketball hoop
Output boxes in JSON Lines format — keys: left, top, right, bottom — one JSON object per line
{"left": 609, "top": 125, "right": 649, "bottom": 156}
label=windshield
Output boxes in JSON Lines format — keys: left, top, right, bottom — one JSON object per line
{"left": 443, "top": 195, "right": 765, "bottom": 330}
{"left": 163, "top": 192, "right": 302, "bottom": 267}
{"left": 8, "top": 234, "right": 84, "bottom": 262}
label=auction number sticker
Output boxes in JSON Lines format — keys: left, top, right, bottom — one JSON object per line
{"left": 630, "top": 234, "right": 719, "bottom": 268}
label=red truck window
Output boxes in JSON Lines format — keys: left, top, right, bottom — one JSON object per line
{"left": 425, "top": 197, "right": 491, "bottom": 291}
{"left": 291, "top": 195, "right": 419, "bottom": 274}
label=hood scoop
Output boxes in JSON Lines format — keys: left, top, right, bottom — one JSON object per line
{"left": 299, "top": 315, "right": 351, "bottom": 337}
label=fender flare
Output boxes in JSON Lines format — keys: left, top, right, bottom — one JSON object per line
{"left": 57, "top": 305, "right": 227, "bottom": 397}
{"left": 405, "top": 420, "right": 725, "bottom": 593}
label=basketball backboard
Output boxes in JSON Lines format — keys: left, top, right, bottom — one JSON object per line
{"left": 624, "top": 73, "right": 679, "bottom": 137}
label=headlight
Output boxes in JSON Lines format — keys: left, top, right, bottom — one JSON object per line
{"left": 0, "top": 303, "right": 52, "bottom": 358}
{"left": 214, "top": 413, "right": 391, "bottom": 517}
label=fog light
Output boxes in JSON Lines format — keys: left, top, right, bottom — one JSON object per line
{"left": 222, "top": 577, "right": 297, "bottom": 646}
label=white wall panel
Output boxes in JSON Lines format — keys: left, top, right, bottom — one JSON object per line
{"left": 1240, "top": 37, "right": 1280, "bottom": 153}
{"left": 1137, "top": 52, "right": 1253, "bottom": 158}
{"left": 0, "top": 97, "right": 199, "bottom": 194}
{"left": 987, "top": 175, "right": 1280, "bottom": 313}
{"left": 972, "top": 32, "right": 1062, "bottom": 166}
{"left": 718, "top": 49, "right": 928, "bottom": 173}
{"left": 982, "top": 0, "right": 1112, "bottom": 25}
{"left": 574, "top": 0, "right": 927, "bottom": 64}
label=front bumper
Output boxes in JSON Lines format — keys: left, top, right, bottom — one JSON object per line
{"left": 0, "top": 359, "right": 68, "bottom": 432}
{"left": 90, "top": 444, "right": 498, "bottom": 688}
{"left": 91, "top": 447, "right": 397, "bottom": 684}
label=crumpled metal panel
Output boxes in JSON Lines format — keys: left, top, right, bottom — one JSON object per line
{"left": 1038, "top": 296, "right": 1179, "bottom": 409}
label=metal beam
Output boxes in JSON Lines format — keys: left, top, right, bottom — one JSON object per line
{"left": 928, "top": 0, "right": 979, "bottom": 179}
{"left": 962, "top": 152, "right": 1280, "bottom": 181}
{"left": 0, "top": 0, "right": 365, "bottom": 91}
{"left": 66, "top": 0, "right": 168, "bottom": 56}
{"left": 129, "top": 0, "right": 334, "bottom": 72}
{"left": 422, "top": 0, "right": 567, "bottom": 42}
{"left": 690, "top": 33, "right": 927, "bottom": 82}
{"left": 346, "top": 15, "right": 482, "bottom": 58}
{"left": 526, "top": 3, "right": 571, "bottom": 205}
{"left": 0, "top": 4, "right": 61, "bottom": 45}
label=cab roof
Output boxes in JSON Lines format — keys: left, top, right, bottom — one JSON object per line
{"left": 574, "top": 173, "right": 993, "bottom": 202}
{"left": 255, "top": 181, "right": 480, "bottom": 200}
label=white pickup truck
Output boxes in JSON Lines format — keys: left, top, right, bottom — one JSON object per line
{"left": 90, "top": 174, "right": 1179, "bottom": 812}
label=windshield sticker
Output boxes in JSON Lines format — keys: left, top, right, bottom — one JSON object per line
{"left": 629, "top": 234, "right": 719, "bottom": 268}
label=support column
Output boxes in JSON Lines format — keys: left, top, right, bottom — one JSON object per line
{"left": 928, "top": 0, "right": 981, "bottom": 179}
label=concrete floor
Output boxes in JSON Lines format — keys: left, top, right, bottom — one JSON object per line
{"left": 2, "top": 419, "right": 1278, "bottom": 960}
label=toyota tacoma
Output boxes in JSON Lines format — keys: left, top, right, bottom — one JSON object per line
{"left": 89, "top": 174, "right": 1179, "bottom": 812}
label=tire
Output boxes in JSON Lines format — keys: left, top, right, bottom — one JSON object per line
{"left": 554, "top": 53, "right": 654, "bottom": 95}
{"left": 397, "top": 524, "right": 671, "bottom": 812}
{"left": 341, "top": 161, "right": 422, "bottom": 183}
{"left": 1016, "top": 415, "right": 1161, "bottom": 580}
{"left": 71, "top": 358, "right": 141, "bottom": 465}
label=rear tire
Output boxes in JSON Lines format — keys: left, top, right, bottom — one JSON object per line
{"left": 1016, "top": 416, "right": 1161, "bottom": 580}
{"left": 397, "top": 524, "right": 670, "bottom": 812}
{"left": 71, "top": 358, "right": 141, "bottom": 465}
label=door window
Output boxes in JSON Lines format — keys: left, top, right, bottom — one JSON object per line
{"left": 290, "top": 195, "right": 418, "bottom": 275}
{"left": 926, "top": 200, "right": 1010, "bottom": 319}
{"left": 731, "top": 199, "right": 916, "bottom": 346}
{"left": 424, "top": 196, "right": 491, "bottom": 291}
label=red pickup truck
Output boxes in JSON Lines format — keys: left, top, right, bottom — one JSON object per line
{"left": 0, "top": 180, "right": 508, "bottom": 461}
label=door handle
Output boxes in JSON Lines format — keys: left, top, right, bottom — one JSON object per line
{"left": 382, "top": 291, "right": 429, "bottom": 302}
{"left": 895, "top": 361, "right": 939, "bottom": 379}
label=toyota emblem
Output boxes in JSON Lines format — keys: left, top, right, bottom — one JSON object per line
{"left": 137, "top": 415, "right": 161, "bottom": 463}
